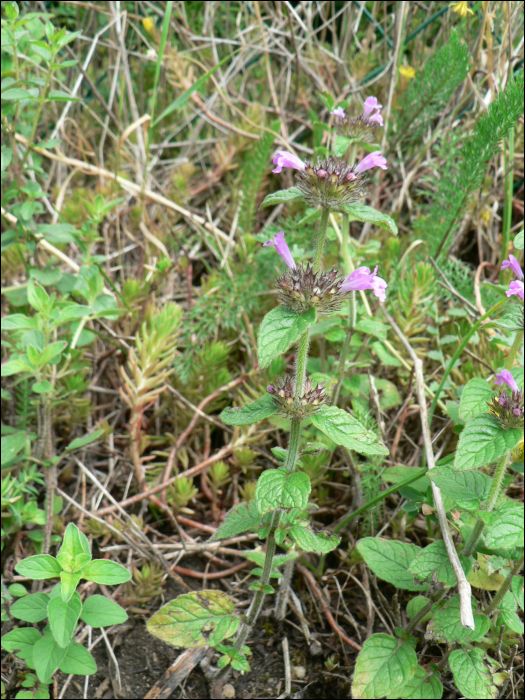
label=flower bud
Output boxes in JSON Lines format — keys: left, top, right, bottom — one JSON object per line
{"left": 295, "top": 156, "right": 368, "bottom": 211}
{"left": 268, "top": 376, "right": 329, "bottom": 418}
{"left": 488, "top": 390, "right": 524, "bottom": 430}
{"left": 275, "top": 263, "right": 347, "bottom": 315}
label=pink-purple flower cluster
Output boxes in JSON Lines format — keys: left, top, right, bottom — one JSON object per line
{"left": 501, "top": 254, "right": 524, "bottom": 301}
{"left": 494, "top": 369, "right": 519, "bottom": 394}
{"left": 331, "top": 96, "right": 384, "bottom": 127}
{"left": 263, "top": 232, "right": 387, "bottom": 302}
{"left": 272, "top": 150, "right": 387, "bottom": 177}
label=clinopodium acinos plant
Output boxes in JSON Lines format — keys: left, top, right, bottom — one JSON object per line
{"left": 146, "top": 103, "right": 391, "bottom": 676}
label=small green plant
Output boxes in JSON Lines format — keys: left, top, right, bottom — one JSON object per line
{"left": 2, "top": 523, "right": 130, "bottom": 692}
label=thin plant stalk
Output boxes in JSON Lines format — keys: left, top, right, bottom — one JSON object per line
{"left": 333, "top": 213, "right": 356, "bottom": 405}
{"left": 505, "top": 330, "right": 524, "bottom": 370}
{"left": 462, "top": 451, "right": 511, "bottom": 558}
{"left": 484, "top": 553, "right": 524, "bottom": 615}
{"left": 313, "top": 208, "right": 330, "bottom": 273}
{"left": 501, "top": 126, "right": 514, "bottom": 279}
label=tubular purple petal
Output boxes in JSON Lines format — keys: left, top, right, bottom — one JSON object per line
{"left": 263, "top": 231, "right": 297, "bottom": 269}
{"left": 501, "top": 254, "right": 524, "bottom": 280}
{"left": 494, "top": 370, "right": 519, "bottom": 393}
{"left": 507, "top": 280, "right": 524, "bottom": 300}
{"left": 355, "top": 151, "right": 388, "bottom": 173}
{"left": 340, "top": 265, "right": 387, "bottom": 301}
{"left": 272, "top": 150, "right": 306, "bottom": 174}
{"left": 369, "top": 112, "right": 384, "bottom": 126}
{"left": 363, "top": 96, "right": 383, "bottom": 118}
{"left": 331, "top": 107, "right": 346, "bottom": 118}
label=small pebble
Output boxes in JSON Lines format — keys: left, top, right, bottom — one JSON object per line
{"left": 293, "top": 665, "right": 306, "bottom": 680}
{"left": 309, "top": 640, "right": 323, "bottom": 656}
{"left": 223, "top": 683, "right": 235, "bottom": 699}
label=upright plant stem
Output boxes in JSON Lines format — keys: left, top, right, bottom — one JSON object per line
{"left": 234, "top": 522, "right": 278, "bottom": 651}
{"left": 484, "top": 554, "right": 524, "bottom": 615}
{"left": 463, "top": 451, "right": 511, "bottom": 558}
{"left": 313, "top": 208, "right": 330, "bottom": 273}
{"left": 505, "top": 330, "right": 523, "bottom": 370}
{"left": 501, "top": 126, "right": 514, "bottom": 279}
{"left": 333, "top": 213, "right": 356, "bottom": 404}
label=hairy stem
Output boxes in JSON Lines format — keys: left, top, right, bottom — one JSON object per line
{"left": 463, "top": 451, "right": 511, "bottom": 558}
{"left": 333, "top": 214, "right": 356, "bottom": 404}
{"left": 313, "top": 207, "right": 330, "bottom": 273}
{"left": 284, "top": 418, "right": 302, "bottom": 472}
{"left": 234, "top": 522, "right": 278, "bottom": 651}
{"left": 484, "top": 554, "right": 524, "bottom": 615}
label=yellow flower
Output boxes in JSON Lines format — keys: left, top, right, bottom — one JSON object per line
{"left": 142, "top": 17, "right": 155, "bottom": 34}
{"left": 450, "top": 2, "right": 474, "bottom": 18}
{"left": 399, "top": 65, "right": 416, "bottom": 80}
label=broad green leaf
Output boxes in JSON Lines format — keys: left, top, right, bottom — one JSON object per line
{"left": 406, "top": 596, "right": 432, "bottom": 622}
{"left": 59, "top": 523, "right": 91, "bottom": 560}
{"left": 33, "top": 635, "right": 68, "bottom": 683}
{"left": 1, "top": 146, "right": 12, "bottom": 171}
{"left": 15, "top": 555, "right": 62, "bottom": 580}
{"left": 511, "top": 576, "right": 524, "bottom": 611}
{"left": 387, "top": 665, "right": 443, "bottom": 699}
{"left": 39, "top": 341, "right": 67, "bottom": 366}
{"left": 449, "top": 648, "right": 497, "bottom": 699}
{"left": 333, "top": 135, "right": 358, "bottom": 157}
{"left": 66, "top": 430, "right": 104, "bottom": 452}
{"left": 351, "top": 633, "right": 418, "bottom": 699}
{"left": 1, "top": 431, "right": 27, "bottom": 466}
{"left": 27, "top": 280, "right": 49, "bottom": 313}
{"left": 288, "top": 525, "right": 340, "bottom": 553}
{"left": 343, "top": 202, "right": 398, "bottom": 236}
{"left": 354, "top": 318, "right": 389, "bottom": 340}
{"left": 147, "top": 590, "right": 239, "bottom": 648}
{"left": 211, "top": 501, "right": 262, "bottom": 541}
{"left": 10, "top": 593, "right": 49, "bottom": 623}
{"left": 58, "top": 641, "right": 97, "bottom": 676}
{"left": 80, "top": 595, "right": 128, "bottom": 628}
{"left": 428, "top": 466, "right": 491, "bottom": 509}
{"left": 255, "top": 468, "right": 311, "bottom": 515}
{"left": 497, "top": 592, "right": 524, "bottom": 634}
{"left": 454, "top": 414, "right": 522, "bottom": 471}
{"left": 1, "top": 88, "right": 37, "bottom": 101}
{"left": 357, "top": 538, "right": 425, "bottom": 591}
{"left": 48, "top": 592, "right": 82, "bottom": 648}
{"left": 257, "top": 306, "right": 316, "bottom": 370}
{"left": 32, "top": 381, "right": 53, "bottom": 394}
{"left": 259, "top": 187, "right": 303, "bottom": 208}
{"left": 7, "top": 583, "right": 28, "bottom": 597}
{"left": 0, "top": 314, "right": 39, "bottom": 330}
{"left": 485, "top": 501, "right": 524, "bottom": 549}
{"left": 514, "top": 229, "right": 524, "bottom": 250}
{"left": 1, "top": 628, "right": 41, "bottom": 664}
{"left": 427, "top": 595, "right": 490, "bottom": 644}
{"left": 459, "top": 378, "right": 492, "bottom": 421}
{"left": 409, "top": 541, "right": 472, "bottom": 587}
{"left": 82, "top": 560, "right": 131, "bottom": 585}
{"left": 1, "top": 358, "right": 33, "bottom": 376}
{"left": 60, "top": 570, "right": 83, "bottom": 602}
{"left": 311, "top": 405, "right": 388, "bottom": 457}
{"left": 220, "top": 394, "right": 277, "bottom": 426}
{"left": 47, "top": 90, "right": 81, "bottom": 102}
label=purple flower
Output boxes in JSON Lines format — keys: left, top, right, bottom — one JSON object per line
{"left": 369, "top": 112, "right": 384, "bottom": 127}
{"left": 263, "top": 231, "right": 296, "bottom": 269}
{"left": 507, "top": 280, "right": 524, "bottom": 300}
{"left": 340, "top": 265, "right": 388, "bottom": 302}
{"left": 501, "top": 254, "right": 524, "bottom": 280}
{"left": 331, "top": 107, "right": 346, "bottom": 118}
{"left": 494, "top": 369, "right": 519, "bottom": 393}
{"left": 272, "top": 150, "right": 306, "bottom": 174}
{"left": 363, "top": 96, "right": 382, "bottom": 119}
{"left": 354, "top": 151, "right": 388, "bottom": 174}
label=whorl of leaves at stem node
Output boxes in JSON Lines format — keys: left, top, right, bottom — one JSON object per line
{"left": 488, "top": 391, "right": 524, "bottom": 431}
{"left": 267, "top": 376, "right": 329, "bottom": 418}
{"left": 295, "top": 156, "right": 368, "bottom": 211}
{"left": 275, "top": 263, "right": 347, "bottom": 315}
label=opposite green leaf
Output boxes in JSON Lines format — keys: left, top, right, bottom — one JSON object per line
{"left": 387, "top": 665, "right": 443, "bottom": 699}
{"left": 220, "top": 393, "right": 277, "bottom": 426}
{"left": 58, "top": 641, "right": 97, "bottom": 676}
{"left": 147, "top": 590, "right": 239, "bottom": 648}
{"left": 409, "top": 541, "right": 472, "bottom": 588}
{"left": 259, "top": 187, "right": 303, "bottom": 208}
{"left": 48, "top": 592, "right": 82, "bottom": 648}
{"left": 1, "top": 431, "right": 28, "bottom": 466}
{"left": 1, "top": 628, "right": 41, "bottom": 664}
{"left": 82, "top": 560, "right": 131, "bottom": 585}
{"left": 426, "top": 595, "right": 490, "bottom": 644}
{"left": 343, "top": 202, "right": 398, "bottom": 236}
{"left": 459, "top": 378, "right": 492, "bottom": 422}
{"left": 211, "top": 501, "right": 262, "bottom": 541}
{"left": 485, "top": 501, "right": 524, "bottom": 549}
{"left": 454, "top": 414, "right": 522, "bottom": 471}
{"left": 428, "top": 467, "right": 491, "bottom": 509}
{"left": 66, "top": 430, "right": 105, "bottom": 452}
{"left": 10, "top": 593, "right": 49, "bottom": 623}
{"left": 255, "top": 468, "right": 311, "bottom": 515}
{"left": 351, "top": 633, "right": 418, "bottom": 699}
{"left": 288, "top": 525, "right": 340, "bottom": 553}
{"left": 15, "top": 556, "right": 62, "bottom": 580}
{"left": 258, "top": 306, "right": 316, "bottom": 370}
{"left": 80, "top": 595, "right": 128, "bottom": 628}
{"left": 33, "top": 635, "right": 68, "bottom": 683}
{"left": 357, "top": 538, "right": 426, "bottom": 591}
{"left": 449, "top": 648, "right": 497, "bottom": 699}
{"left": 311, "top": 405, "right": 389, "bottom": 456}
